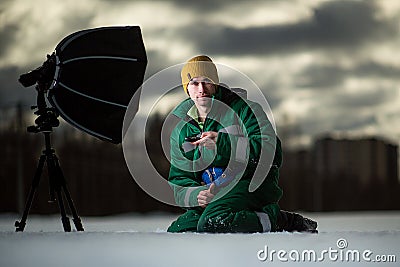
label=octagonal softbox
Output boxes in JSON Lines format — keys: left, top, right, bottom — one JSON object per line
{"left": 48, "top": 26, "right": 147, "bottom": 143}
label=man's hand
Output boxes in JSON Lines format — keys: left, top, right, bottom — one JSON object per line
{"left": 192, "top": 131, "right": 218, "bottom": 150}
{"left": 197, "top": 183, "right": 217, "bottom": 208}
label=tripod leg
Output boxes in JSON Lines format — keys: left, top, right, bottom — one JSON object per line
{"left": 47, "top": 154, "right": 71, "bottom": 232}
{"left": 54, "top": 187, "right": 71, "bottom": 232}
{"left": 55, "top": 160, "right": 84, "bottom": 231}
{"left": 15, "top": 155, "right": 46, "bottom": 232}
{"left": 61, "top": 186, "right": 84, "bottom": 231}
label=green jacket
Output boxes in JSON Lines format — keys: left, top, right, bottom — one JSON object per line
{"left": 168, "top": 86, "right": 282, "bottom": 208}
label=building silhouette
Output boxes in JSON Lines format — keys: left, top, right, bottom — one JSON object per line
{"left": 314, "top": 136, "right": 398, "bottom": 185}
{"left": 279, "top": 135, "right": 399, "bottom": 212}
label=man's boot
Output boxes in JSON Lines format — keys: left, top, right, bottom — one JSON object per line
{"left": 276, "top": 210, "right": 318, "bottom": 233}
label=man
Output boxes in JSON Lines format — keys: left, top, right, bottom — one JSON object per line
{"left": 167, "top": 55, "right": 317, "bottom": 233}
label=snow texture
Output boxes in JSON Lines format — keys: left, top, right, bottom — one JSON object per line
{"left": 0, "top": 211, "right": 399, "bottom": 267}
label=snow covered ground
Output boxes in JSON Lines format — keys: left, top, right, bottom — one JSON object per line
{"left": 0, "top": 211, "right": 399, "bottom": 267}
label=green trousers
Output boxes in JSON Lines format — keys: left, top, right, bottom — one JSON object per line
{"left": 167, "top": 175, "right": 282, "bottom": 233}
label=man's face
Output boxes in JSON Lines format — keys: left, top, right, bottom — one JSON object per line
{"left": 187, "top": 76, "right": 217, "bottom": 107}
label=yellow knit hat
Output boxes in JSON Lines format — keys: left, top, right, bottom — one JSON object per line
{"left": 181, "top": 55, "right": 219, "bottom": 94}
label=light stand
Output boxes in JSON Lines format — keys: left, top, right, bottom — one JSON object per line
{"left": 15, "top": 81, "right": 84, "bottom": 232}
{"left": 14, "top": 26, "right": 147, "bottom": 231}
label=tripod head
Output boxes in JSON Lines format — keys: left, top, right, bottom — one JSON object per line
{"left": 27, "top": 87, "right": 60, "bottom": 134}
{"left": 19, "top": 53, "right": 60, "bottom": 134}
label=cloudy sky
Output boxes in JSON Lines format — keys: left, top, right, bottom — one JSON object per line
{"left": 1, "top": 0, "right": 399, "bottom": 147}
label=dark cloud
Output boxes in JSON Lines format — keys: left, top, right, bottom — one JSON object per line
{"left": 313, "top": 112, "right": 376, "bottom": 133}
{"left": 334, "top": 114, "right": 376, "bottom": 132}
{"left": 0, "top": 66, "right": 36, "bottom": 108}
{"left": 0, "top": 23, "right": 19, "bottom": 57}
{"left": 354, "top": 61, "right": 400, "bottom": 79}
{"left": 286, "top": 83, "right": 396, "bottom": 137}
{"left": 297, "top": 64, "right": 347, "bottom": 88}
{"left": 297, "top": 61, "right": 400, "bottom": 89}
{"left": 96, "top": 0, "right": 256, "bottom": 11}
{"left": 300, "top": 86, "right": 393, "bottom": 133}
{"left": 0, "top": 0, "right": 12, "bottom": 12}
{"left": 258, "top": 80, "right": 285, "bottom": 109}
{"left": 168, "top": 0, "right": 265, "bottom": 11}
{"left": 180, "top": 0, "right": 397, "bottom": 55}
{"left": 338, "top": 87, "right": 395, "bottom": 108}
{"left": 145, "top": 49, "right": 175, "bottom": 78}
{"left": 61, "top": 14, "right": 95, "bottom": 35}
{"left": 298, "top": 103, "right": 378, "bottom": 137}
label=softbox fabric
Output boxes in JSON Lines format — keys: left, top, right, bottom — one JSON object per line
{"left": 48, "top": 26, "right": 147, "bottom": 143}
